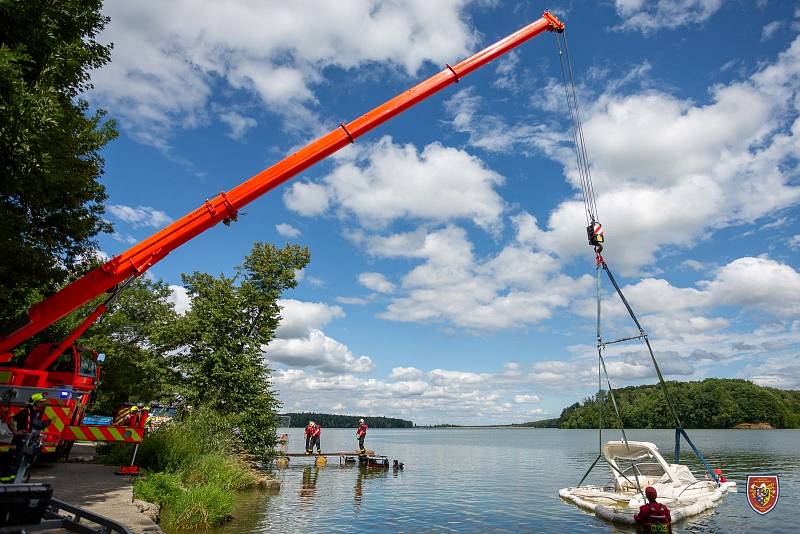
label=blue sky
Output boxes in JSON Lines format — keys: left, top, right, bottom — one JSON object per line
{"left": 89, "top": 1, "right": 800, "bottom": 424}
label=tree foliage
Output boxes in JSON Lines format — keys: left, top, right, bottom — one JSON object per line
{"left": 166, "top": 243, "right": 310, "bottom": 460}
{"left": 557, "top": 379, "right": 800, "bottom": 429}
{"left": 0, "top": 0, "right": 117, "bottom": 319}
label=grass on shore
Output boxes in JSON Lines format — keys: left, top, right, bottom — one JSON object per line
{"left": 102, "top": 408, "right": 261, "bottom": 530}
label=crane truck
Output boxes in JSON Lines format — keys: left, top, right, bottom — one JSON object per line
{"left": 0, "top": 12, "right": 565, "bottom": 461}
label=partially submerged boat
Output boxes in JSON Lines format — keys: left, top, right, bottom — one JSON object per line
{"left": 560, "top": 440, "right": 736, "bottom": 526}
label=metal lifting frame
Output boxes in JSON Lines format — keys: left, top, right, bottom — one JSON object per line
{"left": 0, "top": 12, "right": 566, "bottom": 365}
{"left": 577, "top": 254, "right": 720, "bottom": 487}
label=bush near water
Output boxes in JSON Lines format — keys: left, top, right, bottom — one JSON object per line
{"left": 519, "top": 379, "right": 800, "bottom": 429}
{"left": 103, "top": 408, "right": 261, "bottom": 530}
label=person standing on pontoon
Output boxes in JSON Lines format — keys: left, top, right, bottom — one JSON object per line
{"left": 310, "top": 422, "right": 322, "bottom": 454}
{"left": 304, "top": 421, "right": 315, "bottom": 454}
{"left": 634, "top": 486, "right": 672, "bottom": 533}
{"left": 356, "top": 418, "right": 368, "bottom": 455}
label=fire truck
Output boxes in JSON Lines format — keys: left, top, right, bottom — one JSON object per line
{"left": 0, "top": 13, "right": 564, "bottom": 461}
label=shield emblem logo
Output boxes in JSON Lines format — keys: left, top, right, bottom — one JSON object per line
{"left": 747, "top": 474, "right": 780, "bottom": 515}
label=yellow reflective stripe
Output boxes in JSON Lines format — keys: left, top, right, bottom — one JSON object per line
{"left": 70, "top": 427, "right": 88, "bottom": 441}
{"left": 0, "top": 445, "right": 12, "bottom": 452}
{"left": 41, "top": 446, "right": 56, "bottom": 453}
{"left": 0, "top": 371, "right": 11, "bottom": 384}
{"left": 108, "top": 427, "right": 124, "bottom": 441}
{"left": 89, "top": 426, "right": 105, "bottom": 441}
{"left": 44, "top": 408, "right": 65, "bottom": 432}
{"left": 130, "top": 429, "right": 143, "bottom": 442}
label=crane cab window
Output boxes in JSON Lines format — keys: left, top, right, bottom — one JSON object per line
{"left": 78, "top": 349, "right": 96, "bottom": 377}
{"left": 47, "top": 352, "right": 74, "bottom": 373}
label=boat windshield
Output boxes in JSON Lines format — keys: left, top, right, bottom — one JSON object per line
{"left": 619, "top": 462, "right": 666, "bottom": 479}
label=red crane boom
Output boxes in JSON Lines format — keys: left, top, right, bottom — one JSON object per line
{"left": 0, "top": 12, "right": 565, "bottom": 363}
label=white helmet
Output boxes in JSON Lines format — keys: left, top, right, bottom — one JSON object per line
{"left": 359, "top": 418, "right": 364, "bottom": 423}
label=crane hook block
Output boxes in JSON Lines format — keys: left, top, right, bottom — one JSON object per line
{"left": 587, "top": 221, "right": 604, "bottom": 247}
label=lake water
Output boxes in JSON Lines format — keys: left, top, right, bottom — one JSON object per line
{"left": 207, "top": 428, "right": 799, "bottom": 533}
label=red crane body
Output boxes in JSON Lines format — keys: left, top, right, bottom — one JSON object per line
{"left": 0, "top": 12, "right": 564, "bottom": 366}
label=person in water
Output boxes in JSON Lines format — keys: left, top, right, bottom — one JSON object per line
{"left": 634, "top": 486, "right": 672, "bottom": 533}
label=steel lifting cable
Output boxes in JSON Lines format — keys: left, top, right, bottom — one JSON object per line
{"left": 554, "top": 31, "right": 599, "bottom": 226}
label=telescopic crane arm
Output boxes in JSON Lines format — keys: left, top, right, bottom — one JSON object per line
{"left": 0, "top": 12, "right": 565, "bottom": 362}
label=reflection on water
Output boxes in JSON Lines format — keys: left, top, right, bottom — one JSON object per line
{"left": 203, "top": 428, "right": 799, "bottom": 533}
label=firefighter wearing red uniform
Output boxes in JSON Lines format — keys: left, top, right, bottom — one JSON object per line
{"left": 356, "top": 419, "right": 368, "bottom": 454}
{"left": 310, "top": 422, "right": 322, "bottom": 454}
{"left": 304, "top": 421, "right": 314, "bottom": 454}
{"left": 634, "top": 486, "right": 672, "bottom": 533}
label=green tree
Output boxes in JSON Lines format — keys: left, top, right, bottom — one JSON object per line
{"left": 0, "top": 0, "right": 117, "bottom": 320}
{"left": 169, "top": 243, "right": 310, "bottom": 460}
{"left": 83, "top": 278, "right": 181, "bottom": 413}
{"left": 28, "top": 276, "right": 181, "bottom": 413}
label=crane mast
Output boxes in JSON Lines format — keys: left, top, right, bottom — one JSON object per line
{"left": 0, "top": 12, "right": 565, "bottom": 364}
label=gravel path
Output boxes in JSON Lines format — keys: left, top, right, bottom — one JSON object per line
{"left": 28, "top": 444, "right": 162, "bottom": 534}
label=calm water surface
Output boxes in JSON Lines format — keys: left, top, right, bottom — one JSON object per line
{"left": 207, "top": 428, "right": 798, "bottom": 533}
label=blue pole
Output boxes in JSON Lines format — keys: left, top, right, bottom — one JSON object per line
{"left": 674, "top": 427, "right": 681, "bottom": 464}
{"left": 680, "top": 428, "right": 718, "bottom": 484}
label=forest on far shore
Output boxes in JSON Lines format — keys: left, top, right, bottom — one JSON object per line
{"left": 281, "top": 412, "right": 414, "bottom": 428}
{"left": 513, "top": 378, "right": 800, "bottom": 429}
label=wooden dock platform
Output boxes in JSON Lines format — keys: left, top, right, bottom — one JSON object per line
{"left": 282, "top": 450, "right": 375, "bottom": 458}
{"left": 278, "top": 450, "right": 391, "bottom": 468}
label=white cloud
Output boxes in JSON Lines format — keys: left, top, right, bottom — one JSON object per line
{"left": 449, "top": 37, "right": 800, "bottom": 274}
{"left": 390, "top": 367, "right": 424, "bottom": 380}
{"left": 273, "top": 362, "right": 555, "bottom": 424}
{"left": 274, "top": 299, "right": 345, "bottom": 339}
{"left": 761, "top": 21, "right": 782, "bottom": 41}
{"left": 282, "top": 182, "right": 330, "bottom": 216}
{"left": 358, "top": 225, "right": 591, "bottom": 330}
{"left": 358, "top": 272, "right": 396, "bottom": 294}
{"left": 336, "top": 296, "right": 370, "bottom": 305}
{"left": 108, "top": 204, "right": 173, "bottom": 229}
{"left": 789, "top": 234, "right": 800, "bottom": 250}
{"left": 92, "top": 1, "right": 477, "bottom": 145}
{"left": 275, "top": 223, "right": 301, "bottom": 238}
{"left": 286, "top": 136, "right": 505, "bottom": 231}
{"left": 266, "top": 329, "right": 374, "bottom": 374}
{"left": 219, "top": 111, "right": 257, "bottom": 140}
{"left": 167, "top": 285, "right": 191, "bottom": 315}
{"left": 700, "top": 256, "right": 800, "bottom": 317}
{"left": 613, "top": 0, "right": 724, "bottom": 34}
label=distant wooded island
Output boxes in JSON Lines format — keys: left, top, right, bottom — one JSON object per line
{"left": 281, "top": 412, "right": 414, "bottom": 428}
{"left": 512, "top": 379, "right": 800, "bottom": 429}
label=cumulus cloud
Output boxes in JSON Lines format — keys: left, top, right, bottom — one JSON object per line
{"left": 108, "top": 204, "right": 172, "bottom": 229}
{"left": 167, "top": 285, "right": 191, "bottom": 315}
{"left": 273, "top": 363, "right": 554, "bottom": 424}
{"left": 274, "top": 299, "right": 345, "bottom": 339}
{"left": 613, "top": 0, "right": 724, "bottom": 34}
{"left": 92, "top": 1, "right": 477, "bottom": 146}
{"left": 275, "top": 223, "right": 301, "bottom": 238}
{"left": 266, "top": 329, "right": 374, "bottom": 374}
{"left": 354, "top": 225, "right": 591, "bottom": 330}
{"left": 390, "top": 367, "right": 424, "bottom": 380}
{"left": 285, "top": 136, "right": 505, "bottom": 231}
{"left": 219, "top": 111, "right": 257, "bottom": 140}
{"left": 358, "top": 272, "right": 396, "bottom": 294}
{"left": 447, "top": 37, "right": 800, "bottom": 274}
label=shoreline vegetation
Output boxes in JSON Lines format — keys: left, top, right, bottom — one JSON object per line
{"left": 101, "top": 408, "right": 277, "bottom": 530}
{"left": 428, "top": 379, "right": 800, "bottom": 430}
{"left": 281, "top": 412, "right": 413, "bottom": 428}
